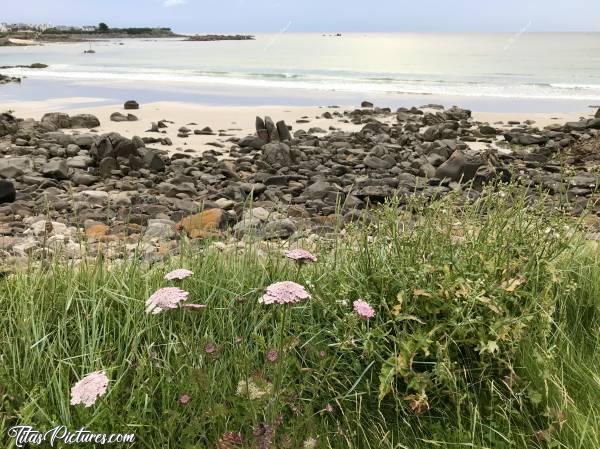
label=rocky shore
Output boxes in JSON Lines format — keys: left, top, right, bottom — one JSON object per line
{"left": 0, "top": 103, "right": 598, "bottom": 269}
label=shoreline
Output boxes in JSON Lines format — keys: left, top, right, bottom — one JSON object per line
{"left": 1, "top": 99, "right": 590, "bottom": 154}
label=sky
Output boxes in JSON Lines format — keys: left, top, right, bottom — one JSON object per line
{"left": 2, "top": 0, "right": 599, "bottom": 33}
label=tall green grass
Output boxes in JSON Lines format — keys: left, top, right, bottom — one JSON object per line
{"left": 0, "top": 185, "right": 598, "bottom": 448}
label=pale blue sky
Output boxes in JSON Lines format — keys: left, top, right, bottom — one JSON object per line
{"left": 2, "top": 0, "right": 599, "bottom": 33}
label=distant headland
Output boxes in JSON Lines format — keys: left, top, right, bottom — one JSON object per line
{"left": 0, "top": 22, "right": 254, "bottom": 45}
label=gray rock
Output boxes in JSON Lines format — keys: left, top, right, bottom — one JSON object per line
{"left": 261, "top": 142, "right": 294, "bottom": 167}
{"left": 71, "top": 172, "right": 98, "bottom": 186}
{"left": 142, "top": 149, "right": 166, "bottom": 171}
{"left": 276, "top": 120, "right": 292, "bottom": 142}
{"left": 264, "top": 218, "right": 297, "bottom": 239}
{"left": 41, "top": 159, "right": 69, "bottom": 180}
{"left": 98, "top": 157, "right": 117, "bottom": 177}
{"left": 435, "top": 150, "right": 466, "bottom": 181}
{"left": 0, "top": 156, "right": 33, "bottom": 178}
{"left": 41, "top": 112, "right": 71, "bottom": 129}
{"left": 124, "top": 100, "right": 139, "bottom": 110}
{"left": 91, "top": 138, "right": 114, "bottom": 161}
{"left": 145, "top": 219, "right": 176, "bottom": 239}
{"left": 71, "top": 114, "right": 100, "bottom": 128}
{"left": 364, "top": 155, "right": 394, "bottom": 170}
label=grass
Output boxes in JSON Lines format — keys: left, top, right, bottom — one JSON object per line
{"left": 0, "top": 185, "right": 599, "bottom": 448}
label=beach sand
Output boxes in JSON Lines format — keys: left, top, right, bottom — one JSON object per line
{"left": 2, "top": 98, "right": 593, "bottom": 155}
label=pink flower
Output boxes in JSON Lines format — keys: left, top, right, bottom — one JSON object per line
{"left": 178, "top": 394, "right": 191, "bottom": 406}
{"left": 260, "top": 281, "right": 311, "bottom": 305}
{"left": 164, "top": 269, "right": 194, "bottom": 281}
{"left": 70, "top": 371, "right": 109, "bottom": 407}
{"left": 285, "top": 249, "right": 317, "bottom": 263}
{"left": 266, "top": 349, "right": 279, "bottom": 363}
{"left": 145, "top": 287, "right": 189, "bottom": 314}
{"left": 353, "top": 299, "right": 375, "bottom": 320}
{"left": 205, "top": 343, "right": 217, "bottom": 354}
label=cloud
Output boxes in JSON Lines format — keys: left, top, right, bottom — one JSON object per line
{"left": 163, "top": 0, "right": 187, "bottom": 7}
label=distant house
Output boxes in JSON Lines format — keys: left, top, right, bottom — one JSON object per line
{"left": 82, "top": 26, "right": 98, "bottom": 32}
{"left": 0, "top": 23, "right": 7, "bottom": 32}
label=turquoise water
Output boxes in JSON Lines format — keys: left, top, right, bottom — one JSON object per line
{"left": 1, "top": 33, "right": 600, "bottom": 110}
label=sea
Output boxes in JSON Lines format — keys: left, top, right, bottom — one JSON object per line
{"left": 1, "top": 33, "right": 600, "bottom": 112}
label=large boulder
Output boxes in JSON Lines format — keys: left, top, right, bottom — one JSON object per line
{"left": 0, "top": 180, "right": 16, "bottom": 204}
{"left": 595, "top": 108, "right": 600, "bottom": 119}
{"left": 435, "top": 150, "right": 466, "bottom": 181}
{"left": 0, "top": 156, "right": 33, "bottom": 178}
{"left": 70, "top": 114, "right": 100, "bottom": 128}
{"left": 260, "top": 142, "right": 294, "bottom": 167}
{"left": 41, "top": 112, "right": 72, "bottom": 130}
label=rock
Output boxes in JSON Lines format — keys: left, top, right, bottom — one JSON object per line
{"left": 479, "top": 125, "right": 498, "bottom": 136}
{"left": 72, "top": 172, "right": 98, "bottom": 186}
{"left": 110, "top": 112, "right": 138, "bottom": 122}
{"left": 276, "top": 120, "right": 292, "bottom": 142}
{"left": 176, "top": 209, "right": 227, "bottom": 239}
{"left": 142, "top": 149, "right": 166, "bottom": 171}
{"left": 70, "top": 114, "right": 100, "bottom": 128}
{"left": 264, "top": 218, "right": 297, "bottom": 239}
{"left": 41, "top": 159, "right": 69, "bottom": 180}
{"left": 435, "top": 150, "right": 466, "bottom": 181}
{"left": 145, "top": 219, "right": 176, "bottom": 239}
{"left": 364, "top": 155, "right": 394, "bottom": 170}
{"left": 0, "top": 156, "right": 33, "bottom": 178}
{"left": 90, "top": 137, "right": 114, "bottom": 161}
{"left": 239, "top": 135, "right": 267, "bottom": 149}
{"left": 124, "top": 100, "right": 139, "bottom": 110}
{"left": 261, "top": 142, "right": 294, "bottom": 167}
{"left": 504, "top": 133, "right": 548, "bottom": 145}
{"left": 264, "top": 116, "right": 280, "bottom": 142}
{"left": 98, "top": 157, "right": 117, "bottom": 177}
{"left": 361, "top": 101, "right": 374, "bottom": 108}
{"left": 77, "top": 190, "right": 109, "bottom": 206}
{"left": 595, "top": 108, "right": 600, "bottom": 119}
{"left": 41, "top": 112, "right": 71, "bottom": 129}
{"left": 255, "top": 116, "right": 266, "bottom": 133}
{"left": 0, "top": 112, "right": 18, "bottom": 137}
{"left": 0, "top": 180, "right": 16, "bottom": 204}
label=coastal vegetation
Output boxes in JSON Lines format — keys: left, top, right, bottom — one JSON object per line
{"left": 0, "top": 186, "right": 599, "bottom": 448}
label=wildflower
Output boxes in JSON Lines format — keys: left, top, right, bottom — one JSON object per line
{"left": 164, "top": 268, "right": 194, "bottom": 281}
{"left": 266, "top": 349, "right": 279, "bottom": 363}
{"left": 303, "top": 437, "right": 318, "bottom": 449}
{"left": 70, "top": 371, "right": 109, "bottom": 407}
{"left": 205, "top": 343, "right": 217, "bottom": 354}
{"left": 325, "top": 403, "right": 334, "bottom": 413}
{"left": 405, "top": 393, "right": 430, "bottom": 415}
{"left": 260, "top": 281, "right": 310, "bottom": 305}
{"left": 353, "top": 299, "right": 375, "bottom": 320}
{"left": 145, "top": 287, "right": 189, "bottom": 314}
{"left": 285, "top": 249, "right": 317, "bottom": 263}
{"left": 236, "top": 379, "right": 272, "bottom": 401}
{"left": 178, "top": 394, "right": 191, "bottom": 406}
{"left": 218, "top": 432, "right": 243, "bottom": 449}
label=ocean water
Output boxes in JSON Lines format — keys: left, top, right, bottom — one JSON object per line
{"left": 1, "top": 33, "right": 600, "bottom": 111}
